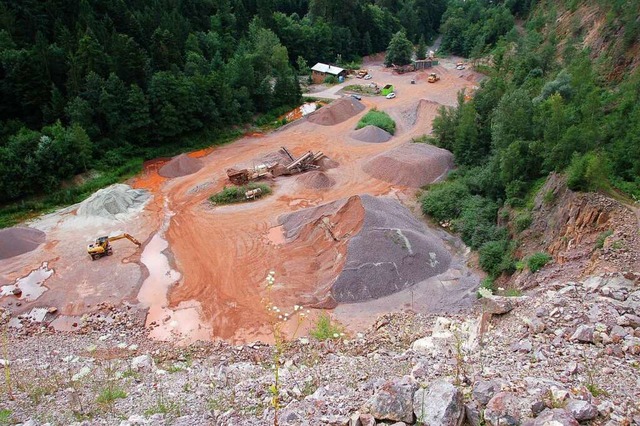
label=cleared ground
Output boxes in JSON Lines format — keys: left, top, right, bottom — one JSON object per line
{"left": 0, "top": 59, "right": 483, "bottom": 343}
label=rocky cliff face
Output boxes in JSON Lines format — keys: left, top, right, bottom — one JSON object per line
{"left": 515, "top": 173, "right": 639, "bottom": 289}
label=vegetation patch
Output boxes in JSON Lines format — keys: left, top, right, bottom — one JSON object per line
{"left": 356, "top": 109, "right": 396, "bottom": 135}
{"left": 595, "top": 230, "right": 613, "bottom": 249}
{"left": 310, "top": 313, "right": 344, "bottom": 341}
{"left": 209, "top": 183, "right": 271, "bottom": 205}
{"left": 527, "top": 252, "right": 552, "bottom": 273}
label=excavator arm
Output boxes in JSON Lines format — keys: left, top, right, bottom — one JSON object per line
{"left": 107, "top": 233, "right": 141, "bottom": 246}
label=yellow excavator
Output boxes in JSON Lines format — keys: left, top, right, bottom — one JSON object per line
{"left": 87, "top": 233, "right": 141, "bottom": 260}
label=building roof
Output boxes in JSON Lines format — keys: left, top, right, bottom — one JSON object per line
{"left": 311, "top": 63, "right": 345, "bottom": 75}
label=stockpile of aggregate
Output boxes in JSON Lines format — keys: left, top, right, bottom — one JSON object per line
{"left": 76, "top": 184, "right": 150, "bottom": 221}
{"left": 362, "top": 143, "right": 454, "bottom": 187}
{"left": 351, "top": 125, "right": 392, "bottom": 143}
{"left": 296, "top": 171, "right": 336, "bottom": 189}
{"left": 307, "top": 97, "right": 365, "bottom": 126}
{"left": 159, "top": 154, "right": 203, "bottom": 178}
{"left": 279, "top": 195, "right": 451, "bottom": 304}
{"left": 0, "top": 227, "right": 46, "bottom": 260}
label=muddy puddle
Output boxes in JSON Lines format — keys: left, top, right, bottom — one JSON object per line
{"left": 137, "top": 199, "right": 211, "bottom": 343}
{"left": 0, "top": 262, "right": 53, "bottom": 301}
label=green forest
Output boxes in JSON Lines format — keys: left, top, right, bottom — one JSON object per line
{"left": 0, "top": 0, "right": 450, "bottom": 207}
{"left": 422, "top": 0, "right": 640, "bottom": 278}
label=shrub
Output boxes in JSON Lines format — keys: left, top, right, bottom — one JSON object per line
{"left": 209, "top": 183, "right": 271, "bottom": 205}
{"left": 595, "top": 230, "right": 613, "bottom": 249}
{"left": 356, "top": 109, "right": 396, "bottom": 135}
{"left": 421, "top": 181, "right": 471, "bottom": 222}
{"left": 567, "top": 152, "right": 608, "bottom": 192}
{"left": 477, "top": 277, "right": 495, "bottom": 298}
{"left": 528, "top": 252, "right": 551, "bottom": 272}
{"left": 479, "top": 240, "right": 508, "bottom": 277}
{"left": 310, "top": 313, "right": 343, "bottom": 341}
{"left": 323, "top": 75, "right": 338, "bottom": 84}
{"left": 96, "top": 386, "right": 126, "bottom": 404}
{"left": 514, "top": 212, "right": 533, "bottom": 232}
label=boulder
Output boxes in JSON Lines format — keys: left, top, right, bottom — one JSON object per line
{"left": 481, "top": 295, "right": 527, "bottom": 315}
{"left": 570, "top": 325, "right": 594, "bottom": 343}
{"left": 413, "top": 380, "right": 464, "bottom": 426}
{"left": 365, "top": 376, "right": 417, "bottom": 423}
{"left": 131, "top": 354, "right": 155, "bottom": 372}
{"left": 565, "top": 399, "right": 597, "bottom": 421}
{"left": 522, "top": 408, "right": 579, "bottom": 426}
{"left": 473, "top": 380, "right": 499, "bottom": 406}
{"left": 484, "top": 392, "right": 520, "bottom": 426}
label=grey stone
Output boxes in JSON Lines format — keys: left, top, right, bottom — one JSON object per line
{"left": 522, "top": 408, "right": 579, "bottom": 426}
{"left": 484, "top": 392, "right": 520, "bottom": 426}
{"left": 413, "top": 380, "right": 463, "bottom": 426}
{"left": 473, "top": 380, "right": 499, "bottom": 406}
{"left": 359, "top": 414, "right": 376, "bottom": 426}
{"left": 481, "top": 296, "right": 527, "bottom": 315}
{"left": 511, "top": 339, "right": 532, "bottom": 353}
{"left": 618, "top": 314, "right": 640, "bottom": 328}
{"left": 366, "top": 376, "right": 417, "bottom": 423}
{"left": 566, "top": 399, "right": 598, "bottom": 421}
{"left": 570, "top": 325, "right": 594, "bottom": 343}
{"left": 131, "top": 354, "right": 154, "bottom": 371}
{"left": 465, "top": 403, "right": 482, "bottom": 426}
{"left": 531, "top": 400, "right": 546, "bottom": 416}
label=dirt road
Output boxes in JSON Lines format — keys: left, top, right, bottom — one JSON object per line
{"left": 0, "top": 59, "right": 483, "bottom": 343}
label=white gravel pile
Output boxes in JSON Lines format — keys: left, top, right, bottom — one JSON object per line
{"left": 76, "top": 184, "right": 150, "bottom": 222}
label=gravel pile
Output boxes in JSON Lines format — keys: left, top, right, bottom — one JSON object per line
{"left": 307, "top": 97, "right": 365, "bottom": 126}
{"left": 331, "top": 195, "right": 451, "bottom": 303}
{"left": 76, "top": 184, "right": 150, "bottom": 221}
{"left": 159, "top": 154, "right": 203, "bottom": 178}
{"left": 0, "top": 227, "right": 46, "bottom": 260}
{"left": 351, "top": 125, "right": 392, "bottom": 143}
{"left": 296, "top": 171, "right": 336, "bottom": 189}
{"left": 363, "top": 143, "right": 454, "bottom": 187}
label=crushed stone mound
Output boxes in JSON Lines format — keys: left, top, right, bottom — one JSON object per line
{"left": 279, "top": 195, "right": 451, "bottom": 304}
{"left": 351, "top": 125, "right": 392, "bottom": 143}
{"left": 0, "top": 227, "right": 46, "bottom": 260}
{"left": 331, "top": 195, "right": 451, "bottom": 303}
{"left": 307, "top": 97, "right": 365, "bottom": 126}
{"left": 77, "top": 184, "right": 150, "bottom": 220}
{"left": 296, "top": 171, "right": 336, "bottom": 189}
{"left": 317, "top": 157, "right": 339, "bottom": 170}
{"left": 363, "top": 143, "right": 454, "bottom": 187}
{"left": 159, "top": 154, "right": 203, "bottom": 178}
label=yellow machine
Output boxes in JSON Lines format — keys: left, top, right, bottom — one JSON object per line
{"left": 427, "top": 72, "right": 440, "bottom": 83}
{"left": 87, "top": 233, "right": 141, "bottom": 260}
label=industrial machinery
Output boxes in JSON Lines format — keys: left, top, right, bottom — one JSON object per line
{"left": 226, "top": 147, "right": 325, "bottom": 185}
{"left": 427, "top": 73, "right": 440, "bottom": 83}
{"left": 87, "top": 233, "right": 141, "bottom": 260}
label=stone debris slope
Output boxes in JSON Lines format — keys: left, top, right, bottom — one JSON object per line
{"left": 2, "top": 272, "right": 639, "bottom": 425}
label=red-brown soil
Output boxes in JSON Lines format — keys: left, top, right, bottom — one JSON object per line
{"left": 0, "top": 61, "right": 483, "bottom": 343}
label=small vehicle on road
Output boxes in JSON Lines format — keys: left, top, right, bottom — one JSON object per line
{"left": 455, "top": 63, "right": 465, "bottom": 70}
{"left": 351, "top": 94, "right": 362, "bottom": 100}
{"left": 386, "top": 92, "right": 396, "bottom": 99}
{"left": 364, "top": 74, "right": 372, "bottom": 80}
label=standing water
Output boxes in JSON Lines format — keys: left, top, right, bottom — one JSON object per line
{"left": 137, "top": 198, "right": 210, "bottom": 343}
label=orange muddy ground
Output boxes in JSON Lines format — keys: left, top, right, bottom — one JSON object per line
{"left": 0, "top": 59, "right": 482, "bottom": 343}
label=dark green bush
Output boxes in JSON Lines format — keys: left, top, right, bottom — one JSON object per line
{"left": 421, "top": 181, "right": 471, "bottom": 222}
{"left": 479, "top": 240, "right": 509, "bottom": 277}
{"left": 527, "top": 252, "right": 551, "bottom": 272}
{"left": 514, "top": 212, "right": 533, "bottom": 232}
{"left": 209, "top": 183, "right": 271, "bottom": 205}
{"left": 356, "top": 109, "right": 396, "bottom": 135}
